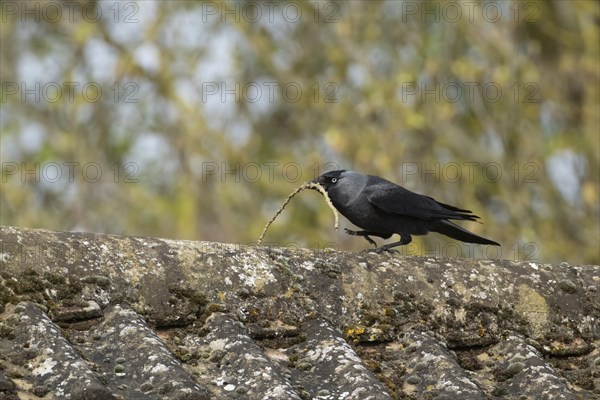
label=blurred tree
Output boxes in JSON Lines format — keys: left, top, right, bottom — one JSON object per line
{"left": 1, "top": 0, "right": 598, "bottom": 264}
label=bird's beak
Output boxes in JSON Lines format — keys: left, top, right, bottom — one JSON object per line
{"left": 309, "top": 176, "right": 326, "bottom": 192}
{"left": 310, "top": 176, "right": 326, "bottom": 186}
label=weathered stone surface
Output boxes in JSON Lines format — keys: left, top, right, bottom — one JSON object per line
{"left": 1, "top": 301, "right": 114, "bottom": 399}
{"left": 51, "top": 299, "right": 102, "bottom": 322}
{"left": 80, "top": 304, "right": 211, "bottom": 399}
{"left": 396, "top": 330, "right": 485, "bottom": 399}
{"left": 187, "top": 313, "right": 302, "bottom": 399}
{"left": 489, "top": 334, "right": 577, "bottom": 399}
{"left": 287, "top": 319, "right": 393, "bottom": 400}
{"left": 0, "top": 225, "right": 599, "bottom": 399}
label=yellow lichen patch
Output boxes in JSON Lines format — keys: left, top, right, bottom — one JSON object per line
{"left": 345, "top": 325, "right": 366, "bottom": 341}
{"left": 283, "top": 287, "right": 296, "bottom": 298}
{"left": 343, "top": 324, "right": 394, "bottom": 344}
{"left": 515, "top": 284, "right": 549, "bottom": 339}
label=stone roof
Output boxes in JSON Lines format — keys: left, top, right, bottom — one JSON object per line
{"left": 0, "top": 225, "right": 599, "bottom": 399}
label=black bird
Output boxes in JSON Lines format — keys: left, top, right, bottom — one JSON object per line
{"left": 312, "top": 170, "right": 499, "bottom": 252}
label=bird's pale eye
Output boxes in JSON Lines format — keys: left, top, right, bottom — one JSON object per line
{"left": 331, "top": 177, "right": 337, "bottom": 183}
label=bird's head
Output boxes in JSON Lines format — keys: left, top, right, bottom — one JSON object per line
{"left": 311, "top": 170, "right": 347, "bottom": 190}
{"left": 311, "top": 170, "right": 366, "bottom": 206}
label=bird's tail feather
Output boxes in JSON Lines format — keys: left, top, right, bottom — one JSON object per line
{"left": 432, "top": 200, "right": 481, "bottom": 222}
{"left": 434, "top": 220, "right": 499, "bottom": 246}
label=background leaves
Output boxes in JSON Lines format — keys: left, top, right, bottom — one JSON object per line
{"left": 1, "top": 1, "right": 598, "bottom": 264}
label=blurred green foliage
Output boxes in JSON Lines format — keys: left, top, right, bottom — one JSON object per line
{"left": 1, "top": 1, "right": 598, "bottom": 264}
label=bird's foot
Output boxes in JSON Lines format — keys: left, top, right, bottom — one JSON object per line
{"left": 360, "top": 249, "right": 399, "bottom": 254}
{"left": 373, "top": 247, "right": 399, "bottom": 254}
{"left": 361, "top": 246, "right": 398, "bottom": 254}
{"left": 344, "top": 229, "right": 378, "bottom": 247}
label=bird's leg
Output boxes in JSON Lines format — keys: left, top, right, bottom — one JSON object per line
{"left": 344, "top": 228, "right": 379, "bottom": 248}
{"left": 372, "top": 234, "right": 413, "bottom": 253}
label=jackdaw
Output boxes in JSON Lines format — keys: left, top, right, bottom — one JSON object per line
{"left": 312, "top": 170, "right": 500, "bottom": 251}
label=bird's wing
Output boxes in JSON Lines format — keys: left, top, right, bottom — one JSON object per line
{"left": 365, "top": 183, "right": 479, "bottom": 221}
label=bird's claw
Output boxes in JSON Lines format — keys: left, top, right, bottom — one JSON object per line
{"left": 361, "top": 247, "right": 398, "bottom": 254}
{"left": 375, "top": 247, "right": 399, "bottom": 254}
{"left": 345, "top": 229, "right": 378, "bottom": 247}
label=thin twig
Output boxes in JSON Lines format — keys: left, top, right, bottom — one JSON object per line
{"left": 257, "top": 181, "right": 339, "bottom": 245}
